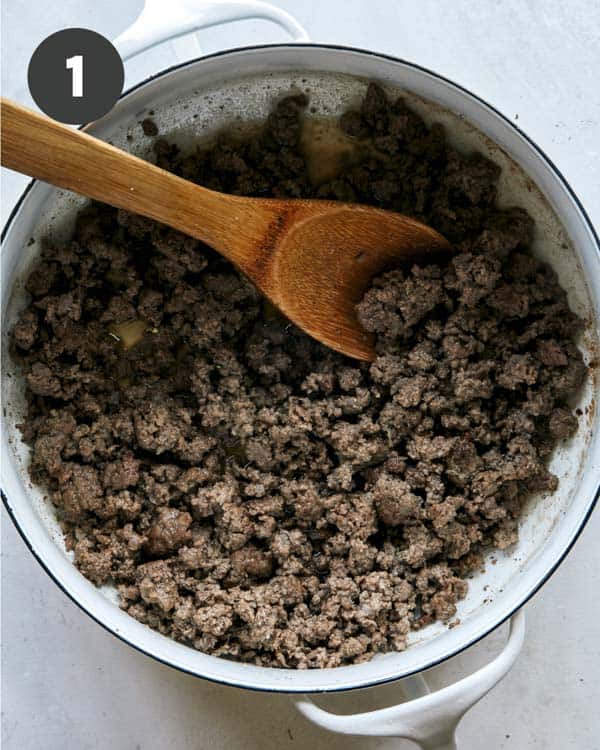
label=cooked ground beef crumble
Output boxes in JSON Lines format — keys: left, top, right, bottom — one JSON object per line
{"left": 12, "top": 84, "right": 587, "bottom": 668}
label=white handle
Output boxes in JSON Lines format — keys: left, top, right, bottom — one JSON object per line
{"left": 113, "top": 0, "right": 309, "bottom": 62}
{"left": 294, "top": 610, "right": 526, "bottom": 750}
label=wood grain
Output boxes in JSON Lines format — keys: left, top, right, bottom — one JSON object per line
{"left": 0, "top": 98, "right": 452, "bottom": 361}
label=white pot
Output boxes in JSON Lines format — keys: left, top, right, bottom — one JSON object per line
{"left": 2, "top": 2, "right": 599, "bottom": 747}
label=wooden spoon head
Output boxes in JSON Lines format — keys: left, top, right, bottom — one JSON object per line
{"left": 265, "top": 202, "right": 452, "bottom": 361}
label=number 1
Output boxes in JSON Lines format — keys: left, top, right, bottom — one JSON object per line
{"left": 66, "top": 55, "right": 83, "bottom": 97}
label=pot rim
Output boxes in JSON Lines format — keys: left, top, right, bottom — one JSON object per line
{"left": 2, "top": 42, "right": 599, "bottom": 693}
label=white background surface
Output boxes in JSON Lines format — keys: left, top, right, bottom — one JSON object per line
{"left": 1, "top": 1, "right": 599, "bottom": 748}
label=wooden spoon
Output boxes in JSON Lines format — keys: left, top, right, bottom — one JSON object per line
{"left": 1, "top": 98, "right": 451, "bottom": 361}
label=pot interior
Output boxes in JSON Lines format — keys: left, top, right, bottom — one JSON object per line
{"left": 2, "top": 47, "right": 599, "bottom": 692}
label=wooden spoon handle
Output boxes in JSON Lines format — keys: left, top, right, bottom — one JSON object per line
{"left": 0, "top": 98, "right": 264, "bottom": 262}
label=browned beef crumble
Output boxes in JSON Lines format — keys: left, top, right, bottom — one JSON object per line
{"left": 13, "top": 84, "right": 586, "bottom": 668}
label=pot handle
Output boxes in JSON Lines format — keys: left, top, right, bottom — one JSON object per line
{"left": 113, "top": 0, "right": 309, "bottom": 62}
{"left": 294, "top": 609, "right": 525, "bottom": 750}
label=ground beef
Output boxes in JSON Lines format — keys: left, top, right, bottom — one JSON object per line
{"left": 12, "top": 84, "right": 587, "bottom": 669}
{"left": 141, "top": 118, "right": 159, "bottom": 137}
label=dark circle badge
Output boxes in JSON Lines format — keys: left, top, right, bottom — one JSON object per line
{"left": 28, "top": 28, "right": 124, "bottom": 124}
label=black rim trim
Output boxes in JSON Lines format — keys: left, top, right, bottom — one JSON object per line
{"left": 2, "top": 42, "right": 599, "bottom": 694}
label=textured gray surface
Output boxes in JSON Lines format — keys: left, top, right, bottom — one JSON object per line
{"left": 2, "top": 1, "right": 599, "bottom": 748}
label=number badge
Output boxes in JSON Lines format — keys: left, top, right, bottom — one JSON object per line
{"left": 28, "top": 28, "right": 124, "bottom": 124}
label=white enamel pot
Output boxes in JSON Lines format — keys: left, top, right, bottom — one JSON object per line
{"left": 2, "top": 3, "right": 599, "bottom": 748}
